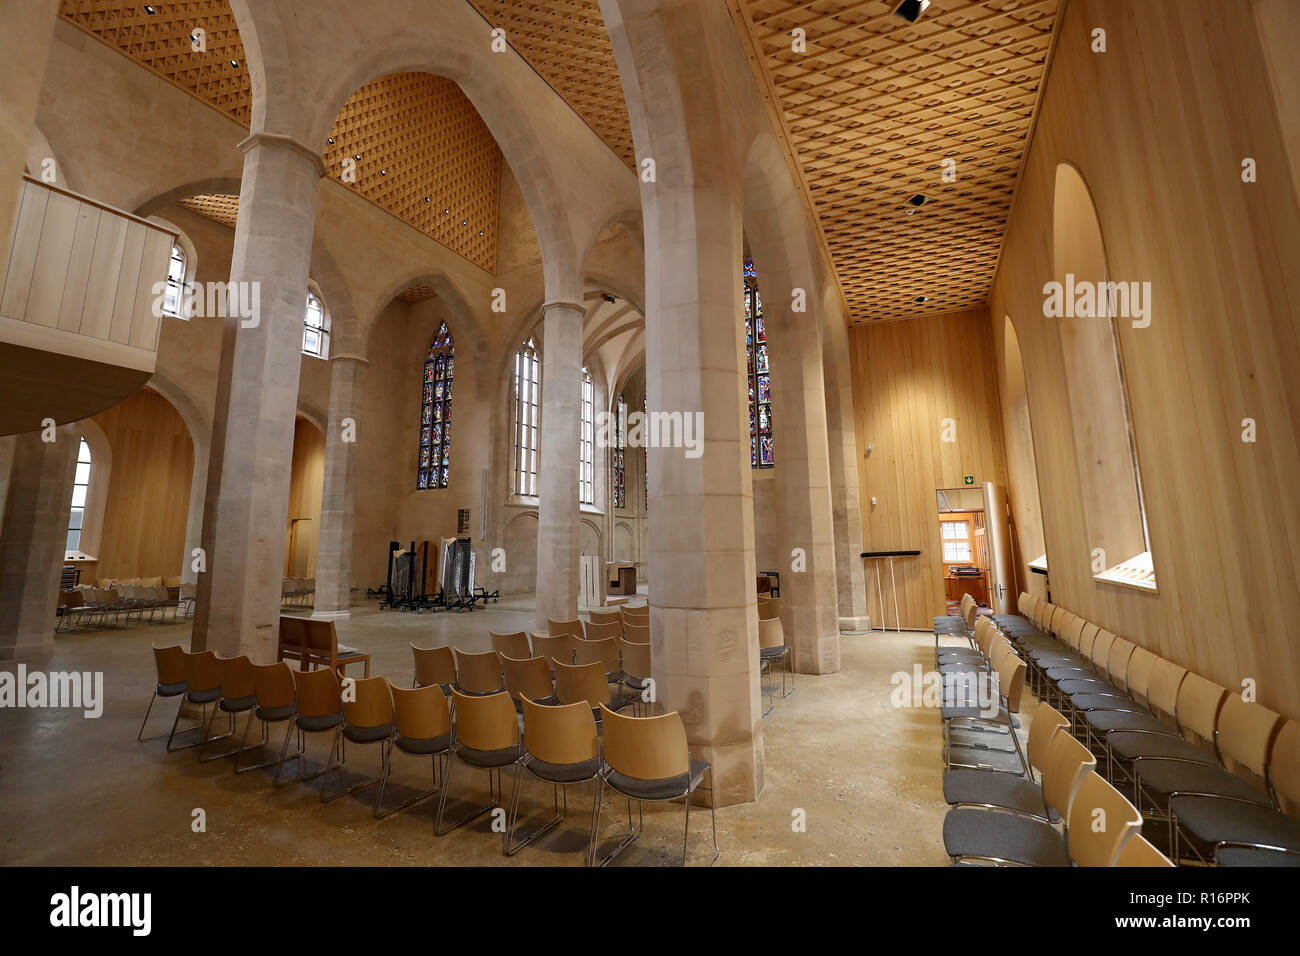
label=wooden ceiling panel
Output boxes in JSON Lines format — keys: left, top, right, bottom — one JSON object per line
{"left": 59, "top": 2, "right": 501, "bottom": 272}
{"left": 732, "top": 0, "right": 1060, "bottom": 322}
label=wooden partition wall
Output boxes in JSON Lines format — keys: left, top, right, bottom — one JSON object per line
{"left": 849, "top": 309, "right": 1008, "bottom": 629}
{"left": 988, "top": 0, "right": 1300, "bottom": 718}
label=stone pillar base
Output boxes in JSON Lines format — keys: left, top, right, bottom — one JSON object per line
{"left": 839, "top": 615, "right": 872, "bottom": 634}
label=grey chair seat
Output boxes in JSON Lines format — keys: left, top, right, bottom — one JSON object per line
{"left": 938, "top": 661, "right": 985, "bottom": 678}
{"left": 526, "top": 755, "right": 601, "bottom": 784}
{"left": 1137, "top": 761, "right": 1271, "bottom": 804}
{"left": 623, "top": 675, "right": 648, "bottom": 690}
{"left": 343, "top": 722, "right": 395, "bottom": 744}
{"left": 1044, "top": 665, "right": 1097, "bottom": 682}
{"left": 220, "top": 693, "right": 258, "bottom": 712}
{"left": 942, "top": 807, "right": 1070, "bottom": 866}
{"left": 1071, "top": 693, "right": 1145, "bottom": 714}
{"left": 760, "top": 645, "right": 789, "bottom": 660}
{"left": 945, "top": 746, "right": 1025, "bottom": 774}
{"left": 297, "top": 711, "right": 343, "bottom": 732}
{"left": 1214, "top": 845, "right": 1300, "bottom": 867}
{"left": 1170, "top": 795, "right": 1300, "bottom": 852}
{"left": 943, "top": 769, "right": 1058, "bottom": 821}
{"left": 941, "top": 701, "right": 1000, "bottom": 721}
{"left": 156, "top": 681, "right": 187, "bottom": 697}
{"left": 1085, "top": 710, "right": 1175, "bottom": 736}
{"left": 187, "top": 687, "right": 222, "bottom": 704}
{"left": 1107, "top": 731, "right": 1218, "bottom": 764}
{"left": 458, "top": 743, "right": 522, "bottom": 768}
{"left": 605, "top": 758, "right": 708, "bottom": 802}
{"left": 396, "top": 732, "right": 451, "bottom": 755}
{"left": 1059, "top": 678, "right": 1122, "bottom": 697}
{"left": 257, "top": 702, "right": 296, "bottom": 722}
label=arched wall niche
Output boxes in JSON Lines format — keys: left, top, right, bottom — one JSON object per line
{"left": 1001, "top": 314, "right": 1047, "bottom": 599}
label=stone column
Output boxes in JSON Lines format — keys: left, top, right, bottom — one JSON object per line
{"left": 191, "top": 133, "right": 324, "bottom": 662}
{"left": 824, "top": 312, "right": 870, "bottom": 632}
{"left": 180, "top": 441, "right": 208, "bottom": 587}
{"left": 764, "top": 286, "right": 842, "bottom": 674}
{"left": 0, "top": 0, "right": 58, "bottom": 267}
{"left": 534, "top": 301, "right": 584, "bottom": 630}
{"left": 312, "top": 354, "right": 367, "bottom": 620}
{"left": 0, "top": 424, "right": 79, "bottom": 660}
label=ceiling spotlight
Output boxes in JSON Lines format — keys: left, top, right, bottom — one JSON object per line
{"left": 915, "top": 295, "right": 929, "bottom": 304}
{"left": 461, "top": 219, "right": 468, "bottom": 226}
{"left": 444, "top": 208, "right": 450, "bottom": 215}
{"left": 892, "top": 0, "right": 931, "bottom": 24}
{"left": 425, "top": 196, "right": 431, "bottom": 203}
{"left": 327, "top": 137, "right": 334, "bottom": 145}
{"left": 144, "top": 5, "right": 156, "bottom": 14}
{"left": 479, "top": 230, "right": 484, "bottom": 236}
{"left": 354, "top": 154, "right": 361, "bottom": 161}
{"left": 906, "top": 193, "right": 928, "bottom": 207}
{"left": 380, "top": 169, "right": 387, "bottom": 175}
{"left": 230, "top": 59, "right": 239, "bottom": 68}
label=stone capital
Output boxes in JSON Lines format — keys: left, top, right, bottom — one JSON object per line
{"left": 328, "top": 352, "right": 370, "bottom": 368}
{"left": 237, "top": 131, "right": 328, "bottom": 179}
{"left": 542, "top": 299, "right": 585, "bottom": 317}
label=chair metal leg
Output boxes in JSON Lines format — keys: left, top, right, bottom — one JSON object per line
{"left": 165, "top": 698, "right": 209, "bottom": 752}
{"left": 434, "top": 755, "right": 503, "bottom": 836}
{"left": 596, "top": 791, "right": 643, "bottom": 866}
{"left": 323, "top": 733, "right": 388, "bottom": 803}
{"left": 272, "top": 722, "right": 312, "bottom": 787}
{"left": 137, "top": 691, "right": 162, "bottom": 742}
{"left": 374, "top": 745, "right": 443, "bottom": 819}
{"left": 504, "top": 763, "right": 565, "bottom": 857}
{"left": 198, "top": 707, "right": 239, "bottom": 762}
{"left": 232, "top": 711, "right": 273, "bottom": 773}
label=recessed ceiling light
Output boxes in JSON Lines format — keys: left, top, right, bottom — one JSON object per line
{"left": 354, "top": 154, "right": 361, "bottom": 161}
{"left": 425, "top": 197, "right": 431, "bottom": 203}
{"left": 230, "top": 60, "right": 239, "bottom": 68}
{"left": 327, "top": 137, "right": 334, "bottom": 145}
{"left": 144, "top": 5, "right": 156, "bottom": 14}
{"left": 380, "top": 169, "right": 387, "bottom": 175}
{"left": 461, "top": 219, "right": 467, "bottom": 226}
{"left": 915, "top": 296, "right": 929, "bottom": 304}
{"left": 892, "top": 0, "right": 931, "bottom": 24}
{"left": 444, "top": 208, "right": 450, "bottom": 215}
{"left": 479, "top": 230, "right": 484, "bottom": 235}
{"left": 906, "top": 193, "right": 928, "bottom": 207}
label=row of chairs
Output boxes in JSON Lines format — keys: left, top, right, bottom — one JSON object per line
{"left": 282, "top": 578, "right": 315, "bottom": 608}
{"left": 56, "top": 583, "right": 195, "bottom": 630}
{"left": 140, "top": 644, "right": 718, "bottom": 866}
{"left": 933, "top": 615, "right": 1170, "bottom": 865}
{"left": 990, "top": 593, "right": 1300, "bottom": 867}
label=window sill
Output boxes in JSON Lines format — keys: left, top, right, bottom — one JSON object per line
{"left": 506, "top": 496, "right": 539, "bottom": 509}
{"left": 580, "top": 504, "right": 605, "bottom": 517}
{"left": 1093, "top": 551, "right": 1157, "bottom": 593}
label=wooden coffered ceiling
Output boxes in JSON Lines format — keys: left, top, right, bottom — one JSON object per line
{"left": 467, "top": 1, "right": 636, "bottom": 169}
{"left": 59, "top": 1, "right": 500, "bottom": 272}
{"left": 730, "top": 0, "right": 1061, "bottom": 322}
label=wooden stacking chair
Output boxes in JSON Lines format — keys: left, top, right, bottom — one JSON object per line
{"left": 503, "top": 655, "right": 558, "bottom": 709}
{"left": 548, "top": 618, "right": 584, "bottom": 640}
{"left": 378, "top": 682, "right": 453, "bottom": 818}
{"left": 168, "top": 649, "right": 226, "bottom": 753}
{"left": 554, "top": 659, "right": 612, "bottom": 716}
{"left": 619, "top": 605, "right": 649, "bottom": 629}
{"left": 588, "top": 608, "right": 622, "bottom": 626}
{"left": 583, "top": 618, "right": 622, "bottom": 641}
{"left": 758, "top": 616, "right": 794, "bottom": 713}
{"left": 507, "top": 697, "right": 603, "bottom": 863}
{"left": 273, "top": 668, "right": 344, "bottom": 787}
{"left": 619, "top": 637, "right": 653, "bottom": 716}
{"left": 322, "top": 676, "right": 395, "bottom": 811}
{"left": 597, "top": 705, "right": 719, "bottom": 866}
{"left": 411, "top": 643, "right": 456, "bottom": 693}
{"left": 234, "top": 661, "right": 298, "bottom": 774}
{"left": 278, "top": 616, "right": 308, "bottom": 669}
{"left": 943, "top": 702, "right": 1070, "bottom": 821}
{"left": 453, "top": 648, "right": 504, "bottom": 696}
{"left": 489, "top": 630, "right": 532, "bottom": 660}
{"left": 436, "top": 690, "right": 522, "bottom": 842}
{"left": 623, "top": 622, "right": 650, "bottom": 644}
{"left": 301, "top": 618, "right": 369, "bottom": 678}
{"left": 532, "top": 632, "right": 574, "bottom": 672}
{"left": 138, "top": 643, "right": 188, "bottom": 743}
{"left": 199, "top": 654, "right": 260, "bottom": 763}
{"left": 574, "top": 635, "right": 622, "bottom": 684}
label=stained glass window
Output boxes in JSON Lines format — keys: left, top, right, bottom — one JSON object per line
{"left": 417, "top": 321, "right": 454, "bottom": 489}
{"left": 580, "top": 367, "right": 595, "bottom": 505}
{"left": 612, "top": 392, "right": 626, "bottom": 509}
{"left": 512, "top": 337, "right": 541, "bottom": 497}
{"left": 744, "top": 256, "right": 774, "bottom": 468}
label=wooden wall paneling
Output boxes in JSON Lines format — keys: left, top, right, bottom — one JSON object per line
{"left": 988, "top": 0, "right": 1300, "bottom": 717}
{"left": 90, "top": 388, "right": 194, "bottom": 581}
{"left": 286, "top": 417, "right": 325, "bottom": 579}
{"left": 850, "top": 309, "right": 1008, "bottom": 629}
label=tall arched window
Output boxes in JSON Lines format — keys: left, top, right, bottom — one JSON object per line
{"left": 512, "top": 337, "right": 541, "bottom": 497}
{"left": 162, "top": 243, "right": 187, "bottom": 319}
{"left": 418, "top": 321, "right": 454, "bottom": 489}
{"left": 302, "top": 290, "right": 330, "bottom": 359}
{"left": 612, "top": 392, "right": 626, "bottom": 509}
{"left": 67, "top": 438, "right": 91, "bottom": 552}
{"left": 744, "top": 256, "right": 774, "bottom": 468}
{"left": 580, "top": 367, "right": 595, "bottom": 505}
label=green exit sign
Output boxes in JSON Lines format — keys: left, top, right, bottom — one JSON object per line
{"left": 963, "top": 475, "right": 975, "bottom": 485}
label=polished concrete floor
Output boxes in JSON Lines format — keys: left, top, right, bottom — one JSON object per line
{"left": 0, "top": 598, "right": 967, "bottom": 866}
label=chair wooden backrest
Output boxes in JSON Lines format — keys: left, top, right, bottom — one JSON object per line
{"left": 1067, "top": 771, "right": 1143, "bottom": 867}
{"left": 164, "top": 575, "right": 182, "bottom": 589}
{"left": 547, "top": 618, "right": 583, "bottom": 639}
{"left": 1018, "top": 592, "right": 1032, "bottom": 617}
{"left": 1124, "top": 647, "right": 1158, "bottom": 700}
{"left": 1146, "top": 657, "right": 1189, "bottom": 719}
{"left": 1089, "top": 630, "right": 1118, "bottom": 670}
{"left": 1175, "top": 672, "right": 1228, "bottom": 743}
{"left": 757, "top": 596, "right": 781, "bottom": 619}
{"left": 1076, "top": 623, "right": 1101, "bottom": 658}
{"left": 620, "top": 604, "right": 649, "bottom": 623}
{"left": 1062, "top": 615, "right": 1086, "bottom": 649}
{"left": 454, "top": 648, "right": 504, "bottom": 694}
{"left": 1105, "top": 637, "right": 1136, "bottom": 684}
{"left": 344, "top": 676, "right": 394, "bottom": 731}
{"left": 411, "top": 644, "right": 455, "bottom": 688}
{"left": 996, "top": 650, "right": 1027, "bottom": 714}
{"left": 302, "top": 619, "right": 340, "bottom": 660}
{"left": 390, "top": 682, "right": 451, "bottom": 741}
{"left": 152, "top": 644, "right": 187, "bottom": 686}
{"left": 521, "top": 697, "right": 599, "bottom": 765}
{"left": 1269, "top": 720, "right": 1300, "bottom": 808}
{"left": 278, "top": 616, "right": 305, "bottom": 659}
{"left": 573, "top": 635, "right": 620, "bottom": 674}
{"left": 489, "top": 630, "right": 532, "bottom": 660}
{"left": 252, "top": 661, "right": 295, "bottom": 709}
{"left": 292, "top": 667, "right": 341, "bottom": 720}
{"left": 1042, "top": 728, "right": 1098, "bottom": 822}
{"left": 1039, "top": 603, "right": 1056, "bottom": 632}
{"left": 618, "top": 637, "right": 651, "bottom": 681}
{"left": 758, "top": 617, "right": 785, "bottom": 651}
{"left": 216, "top": 655, "right": 256, "bottom": 700}
{"left": 963, "top": 600, "right": 978, "bottom": 630}
{"left": 600, "top": 705, "right": 690, "bottom": 781}
{"left": 503, "top": 655, "right": 555, "bottom": 703}
{"left": 554, "top": 660, "right": 610, "bottom": 710}
{"left": 1027, "top": 702, "right": 1069, "bottom": 772}
{"left": 623, "top": 622, "right": 650, "bottom": 644}
{"left": 184, "top": 649, "right": 222, "bottom": 694}
{"left": 588, "top": 608, "right": 622, "bottom": 625}
{"left": 531, "top": 633, "right": 573, "bottom": 670}
{"left": 583, "top": 618, "right": 622, "bottom": 641}
{"left": 1215, "top": 696, "right": 1281, "bottom": 780}
{"left": 450, "top": 690, "right": 518, "bottom": 751}
{"left": 1115, "top": 834, "right": 1175, "bottom": 867}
